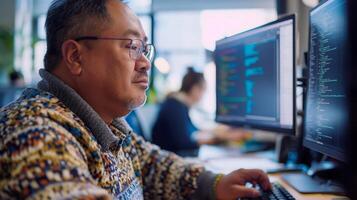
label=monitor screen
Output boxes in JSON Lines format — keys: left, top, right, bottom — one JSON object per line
{"left": 303, "top": 0, "right": 348, "bottom": 162}
{"left": 214, "top": 15, "right": 295, "bottom": 134}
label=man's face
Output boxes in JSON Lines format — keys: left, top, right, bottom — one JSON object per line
{"left": 77, "top": 1, "right": 151, "bottom": 118}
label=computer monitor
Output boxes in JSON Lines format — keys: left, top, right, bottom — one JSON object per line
{"left": 347, "top": 0, "right": 357, "bottom": 198}
{"left": 214, "top": 15, "right": 295, "bottom": 134}
{"left": 303, "top": 0, "right": 348, "bottom": 162}
{"left": 282, "top": 0, "right": 348, "bottom": 195}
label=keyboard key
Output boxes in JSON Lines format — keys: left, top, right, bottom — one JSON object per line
{"left": 240, "top": 182, "right": 295, "bottom": 200}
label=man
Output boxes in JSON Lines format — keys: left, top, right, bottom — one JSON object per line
{"left": 0, "top": 0, "right": 271, "bottom": 199}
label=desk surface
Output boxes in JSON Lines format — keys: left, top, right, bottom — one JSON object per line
{"left": 198, "top": 145, "right": 349, "bottom": 200}
{"left": 270, "top": 175, "right": 347, "bottom": 200}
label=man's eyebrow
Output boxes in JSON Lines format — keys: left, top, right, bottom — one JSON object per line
{"left": 122, "top": 29, "right": 148, "bottom": 42}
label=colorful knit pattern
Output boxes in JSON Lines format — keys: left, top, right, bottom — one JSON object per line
{"left": 0, "top": 88, "right": 204, "bottom": 199}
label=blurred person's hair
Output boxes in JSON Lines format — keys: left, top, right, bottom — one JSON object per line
{"left": 179, "top": 67, "right": 205, "bottom": 94}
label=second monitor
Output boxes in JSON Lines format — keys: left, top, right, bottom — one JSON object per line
{"left": 214, "top": 15, "right": 296, "bottom": 134}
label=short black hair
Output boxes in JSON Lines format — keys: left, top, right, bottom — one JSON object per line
{"left": 44, "top": 0, "right": 122, "bottom": 71}
{"left": 180, "top": 67, "right": 205, "bottom": 93}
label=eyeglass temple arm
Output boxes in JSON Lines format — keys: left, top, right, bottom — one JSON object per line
{"left": 74, "top": 36, "right": 99, "bottom": 41}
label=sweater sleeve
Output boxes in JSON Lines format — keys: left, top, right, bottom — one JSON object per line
{"left": 0, "top": 117, "right": 110, "bottom": 200}
{"left": 129, "top": 133, "right": 218, "bottom": 200}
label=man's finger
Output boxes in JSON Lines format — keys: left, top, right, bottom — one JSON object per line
{"left": 251, "top": 169, "right": 271, "bottom": 190}
{"left": 231, "top": 185, "right": 261, "bottom": 198}
{"left": 236, "top": 169, "right": 272, "bottom": 190}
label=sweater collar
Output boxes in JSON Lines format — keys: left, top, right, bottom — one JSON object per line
{"left": 37, "top": 69, "right": 131, "bottom": 152}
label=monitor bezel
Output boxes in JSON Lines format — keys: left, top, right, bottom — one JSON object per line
{"left": 214, "top": 14, "right": 296, "bottom": 135}
{"left": 303, "top": 0, "right": 347, "bottom": 162}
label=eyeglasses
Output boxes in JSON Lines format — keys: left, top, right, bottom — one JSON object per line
{"left": 74, "top": 36, "right": 155, "bottom": 62}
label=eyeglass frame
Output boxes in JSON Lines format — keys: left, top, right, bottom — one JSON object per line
{"left": 74, "top": 36, "right": 155, "bottom": 62}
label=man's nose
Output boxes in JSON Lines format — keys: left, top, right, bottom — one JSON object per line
{"left": 136, "top": 54, "right": 152, "bottom": 72}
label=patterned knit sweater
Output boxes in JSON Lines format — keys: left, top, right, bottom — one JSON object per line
{"left": 0, "top": 70, "right": 217, "bottom": 199}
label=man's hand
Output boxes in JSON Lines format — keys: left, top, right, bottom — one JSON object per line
{"left": 215, "top": 169, "right": 272, "bottom": 200}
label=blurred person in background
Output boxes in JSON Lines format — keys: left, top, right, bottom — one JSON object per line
{"left": 152, "top": 67, "right": 251, "bottom": 156}
{"left": 8, "top": 70, "right": 25, "bottom": 87}
{"left": 0, "top": 70, "right": 26, "bottom": 107}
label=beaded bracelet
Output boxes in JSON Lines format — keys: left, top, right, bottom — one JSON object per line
{"left": 213, "top": 173, "right": 225, "bottom": 199}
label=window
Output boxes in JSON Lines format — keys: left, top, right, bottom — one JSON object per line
{"left": 153, "top": 9, "right": 277, "bottom": 117}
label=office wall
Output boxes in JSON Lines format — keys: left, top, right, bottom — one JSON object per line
{"left": 152, "top": 0, "right": 276, "bottom": 11}
{"left": 0, "top": 0, "right": 34, "bottom": 85}
{"left": 14, "top": 0, "right": 33, "bottom": 84}
{"left": 285, "top": 0, "right": 310, "bottom": 67}
{"left": 0, "top": 0, "right": 15, "bottom": 85}
{"left": 33, "top": 0, "right": 51, "bottom": 16}
{"left": 0, "top": 0, "right": 15, "bottom": 29}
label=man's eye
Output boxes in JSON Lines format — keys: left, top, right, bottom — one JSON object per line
{"left": 129, "top": 45, "right": 139, "bottom": 50}
{"left": 124, "top": 44, "right": 136, "bottom": 49}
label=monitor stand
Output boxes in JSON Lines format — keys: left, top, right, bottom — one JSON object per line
{"left": 281, "top": 161, "right": 346, "bottom": 195}
{"left": 266, "top": 163, "right": 305, "bottom": 174}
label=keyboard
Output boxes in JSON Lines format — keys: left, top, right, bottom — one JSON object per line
{"left": 241, "top": 182, "right": 295, "bottom": 200}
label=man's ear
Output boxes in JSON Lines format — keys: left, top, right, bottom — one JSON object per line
{"left": 61, "top": 40, "right": 83, "bottom": 75}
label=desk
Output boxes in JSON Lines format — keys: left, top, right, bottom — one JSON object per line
{"left": 198, "top": 145, "right": 349, "bottom": 200}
